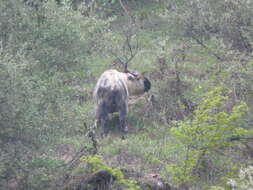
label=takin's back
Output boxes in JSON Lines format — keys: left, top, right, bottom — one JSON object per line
{"left": 93, "top": 70, "right": 129, "bottom": 108}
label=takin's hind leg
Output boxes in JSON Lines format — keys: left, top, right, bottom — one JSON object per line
{"left": 100, "top": 117, "right": 109, "bottom": 137}
{"left": 97, "top": 103, "right": 109, "bottom": 137}
{"left": 119, "top": 103, "right": 128, "bottom": 133}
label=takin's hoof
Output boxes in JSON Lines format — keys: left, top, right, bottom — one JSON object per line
{"left": 99, "top": 130, "right": 107, "bottom": 138}
{"left": 121, "top": 134, "right": 127, "bottom": 140}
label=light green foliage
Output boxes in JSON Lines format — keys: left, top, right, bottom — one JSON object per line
{"left": 101, "top": 127, "right": 176, "bottom": 162}
{"left": 210, "top": 166, "right": 253, "bottom": 190}
{"left": 227, "top": 166, "right": 253, "bottom": 190}
{"left": 167, "top": 87, "right": 251, "bottom": 187}
{"left": 81, "top": 155, "right": 123, "bottom": 179}
{"left": 81, "top": 155, "right": 141, "bottom": 190}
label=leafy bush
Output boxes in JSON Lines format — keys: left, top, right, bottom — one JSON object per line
{"left": 166, "top": 87, "right": 252, "bottom": 188}
{"left": 210, "top": 166, "right": 253, "bottom": 190}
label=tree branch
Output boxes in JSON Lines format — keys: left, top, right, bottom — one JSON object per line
{"left": 191, "top": 35, "right": 224, "bottom": 61}
{"left": 118, "top": 0, "right": 133, "bottom": 24}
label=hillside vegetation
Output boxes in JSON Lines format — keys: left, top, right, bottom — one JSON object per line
{"left": 1, "top": 0, "right": 253, "bottom": 189}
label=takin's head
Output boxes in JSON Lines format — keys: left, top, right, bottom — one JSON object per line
{"left": 124, "top": 70, "right": 151, "bottom": 96}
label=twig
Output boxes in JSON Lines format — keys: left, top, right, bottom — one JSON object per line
{"left": 88, "top": 130, "right": 98, "bottom": 155}
{"left": 191, "top": 35, "right": 224, "bottom": 61}
{"left": 118, "top": 0, "right": 133, "bottom": 24}
{"left": 123, "top": 34, "right": 139, "bottom": 72}
{"left": 57, "top": 125, "right": 99, "bottom": 187}
{"left": 228, "top": 136, "right": 253, "bottom": 141}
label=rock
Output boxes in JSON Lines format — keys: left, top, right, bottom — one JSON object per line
{"left": 76, "top": 170, "right": 116, "bottom": 190}
{"left": 142, "top": 173, "right": 179, "bottom": 190}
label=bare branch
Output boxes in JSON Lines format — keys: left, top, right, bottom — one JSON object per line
{"left": 108, "top": 49, "right": 125, "bottom": 65}
{"left": 118, "top": 0, "right": 133, "bottom": 24}
{"left": 191, "top": 35, "right": 224, "bottom": 61}
{"left": 123, "top": 33, "right": 139, "bottom": 72}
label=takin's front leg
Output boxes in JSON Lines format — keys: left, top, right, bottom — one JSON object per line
{"left": 119, "top": 102, "right": 128, "bottom": 133}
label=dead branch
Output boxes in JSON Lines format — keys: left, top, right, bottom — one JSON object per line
{"left": 119, "top": 0, "right": 133, "bottom": 24}
{"left": 109, "top": 32, "right": 139, "bottom": 73}
{"left": 123, "top": 33, "right": 139, "bottom": 72}
{"left": 191, "top": 35, "right": 224, "bottom": 61}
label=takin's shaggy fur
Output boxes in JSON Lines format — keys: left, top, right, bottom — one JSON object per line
{"left": 93, "top": 69, "right": 151, "bottom": 135}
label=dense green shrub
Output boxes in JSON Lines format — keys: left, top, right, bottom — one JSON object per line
{"left": 161, "top": 0, "right": 253, "bottom": 53}
{"left": 0, "top": 0, "right": 112, "bottom": 188}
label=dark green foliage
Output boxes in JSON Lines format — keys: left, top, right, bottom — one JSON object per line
{"left": 161, "top": 0, "right": 253, "bottom": 53}
{"left": 0, "top": 0, "right": 111, "bottom": 188}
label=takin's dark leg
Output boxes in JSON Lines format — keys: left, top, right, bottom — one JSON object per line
{"left": 119, "top": 102, "right": 128, "bottom": 133}
{"left": 97, "top": 102, "right": 109, "bottom": 136}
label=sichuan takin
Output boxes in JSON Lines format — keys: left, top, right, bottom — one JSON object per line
{"left": 93, "top": 69, "right": 151, "bottom": 135}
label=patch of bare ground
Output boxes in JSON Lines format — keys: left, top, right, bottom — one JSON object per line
{"left": 57, "top": 143, "right": 76, "bottom": 162}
